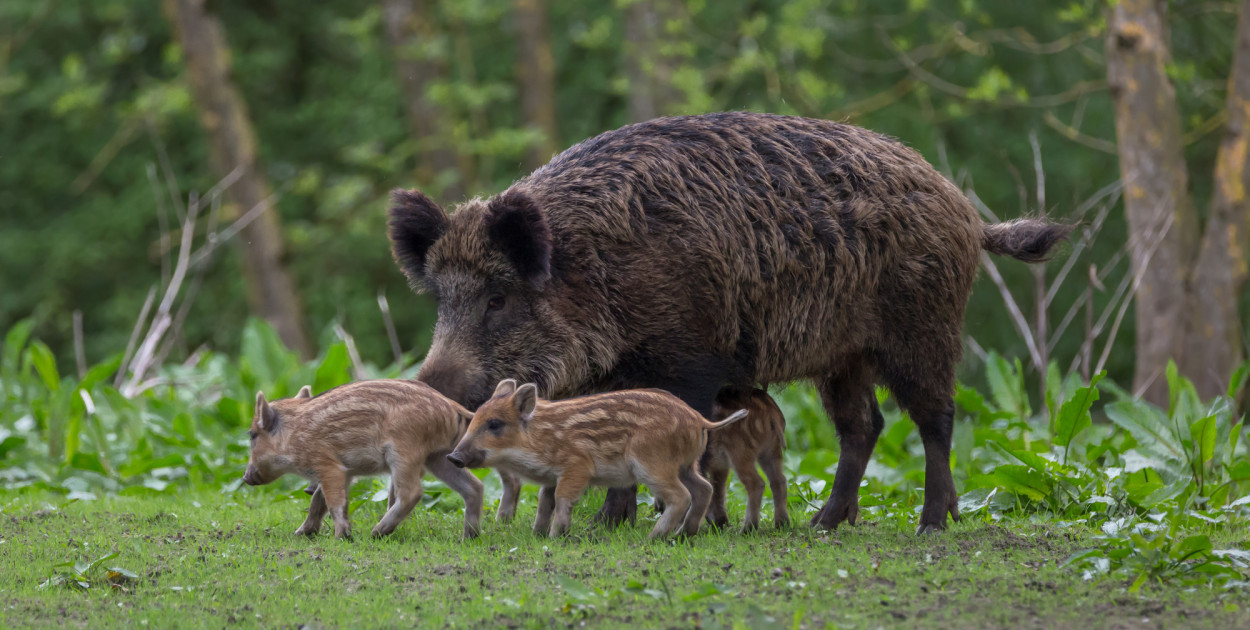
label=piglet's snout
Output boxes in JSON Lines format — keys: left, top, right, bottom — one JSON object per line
{"left": 242, "top": 465, "right": 262, "bottom": 486}
{"left": 446, "top": 451, "right": 468, "bottom": 468}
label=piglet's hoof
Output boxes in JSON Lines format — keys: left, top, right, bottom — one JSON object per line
{"left": 294, "top": 524, "right": 320, "bottom": 537}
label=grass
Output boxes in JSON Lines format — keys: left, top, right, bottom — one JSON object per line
{"left": 3, "top": 488, "right": 1247, "bottom": 629}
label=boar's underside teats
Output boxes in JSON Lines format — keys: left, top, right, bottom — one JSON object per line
{"left": 391, "top": 112, "right": 1072, "bottom": 535}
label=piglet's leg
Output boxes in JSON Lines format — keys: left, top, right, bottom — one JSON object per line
{"left": 294, "top": 485, "right": 328, "bottom": 537}
{"left": 496, "top": 470, "right": 522, "bottom": 523}
{"left": 426, "top": 454, "right": 484, "bottom": 540}
{"left": 533, "top": 486, "right": 556, "bottom": 536}
{"left": 316, "top": 469, "right": 352, "bottom": 540}
{"left": 372, "top": 462, "right": 425, "bottom": 538}
{"left": 550, "top": 466, "right": 591, "bottom": 538}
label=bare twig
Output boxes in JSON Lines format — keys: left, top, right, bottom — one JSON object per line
{"left": 114, "top": 286, "right": 157, "bottom": 389}
{"left": 333, "top": 323, "right": 368, "bottom": 381}
{"left": 981, "top": 251, "right": 1044, "bottom": 370}
{"left": 1044, "top": 111, "right": 1117, "bottom": 154}
{"left": 1030, "top": 132, "right": 1048, "bottom": 402}
{"left": 377, "top": 290, "right": 404, "bottom": 365}
{"left": 144, "top": 116, "right": 186, "bottom": 221}
{"left": 147, "top": 164, "right": 173, "bottom": 290}
{"left": 72, "top": 310, "right": 86, "bottom": 380}
{"left": 1094, "top": 211, "right": 1175, "bottom": 375}
{"left": 71, "top": 118, "right": 142, "bottom": 194}
{"left": 1042, "top": 182, "right": 1122, "bottom": 310}
{"left": 965, "top": 335, "right": 990, "bottom": 363}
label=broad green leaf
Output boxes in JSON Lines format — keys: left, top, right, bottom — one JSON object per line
{"left": 988, "top": 464, "right": 1050, "bottom": 501}
{"left": 1190, "top": 415, "right": 1217, "bottom": 465}
{"left": 1105, "top": 400, "right": 1183, "bottom": 459}
{"left": 1173, "top": 535, "right": 1212, "bottom": 561}
{"left": 313, "top": 343, "right": 352, "bottom": 394}
{"left": 25, "top": 341, "right": 59, "bottom": 392}
{"left": 1, "top": 318, "right": 34, "bottom": 380}
{"left": 1228, "top": 361, "right": 1250, "bottom": 399}
{"left": 1053, "top": 373, "right": 1104, "bottom": 449}
{"left": 556, "top": 576, "right": 596, "bottom": 602}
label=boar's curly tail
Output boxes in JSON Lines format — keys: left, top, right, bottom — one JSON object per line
{"left": 981, "top": 218, "right": 1076, "bottom": 263}
{"left": 704, "top": 409, "right": 749, "bottom": 431}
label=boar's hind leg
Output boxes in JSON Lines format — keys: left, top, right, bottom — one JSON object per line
{"left": 702, "top": 451, "right": 731, "bottom": 530}
{"left": 811, "top": 366, "right": 883, "bottom": 530}
{"left": 729, "top": 447, "right": 766, "bottom": 533}
{"left": 879, "top": 354, "right": 961, "bottom": 534}
{"left": 426, "top": 454, "right": 485, "bottom": 539}
{"left": 533, "top": 486, "right": 556, "bottom": 536}
{"left": 678, "top": 466, "right": 713, "bottom": 537}
{"left": 372, "top": 463, "right": 425, "bottom": 539}
{"left": 759, "top": 439, "right": 789, "bottom": 528}
{"left": 294, "top": 485, "right": 328, "bottom": 536}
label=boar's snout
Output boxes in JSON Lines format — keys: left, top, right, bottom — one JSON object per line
{"left": 447, "top": 449, "right": 482, "bottom": 469}
{"left": 418, "top": 350, "right": 493, "bottom": 409}
{"left": 242, "top": 464, "right": 264, "bottom": 486}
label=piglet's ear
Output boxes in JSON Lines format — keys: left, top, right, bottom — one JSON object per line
{"left": 513, "top": 383, "right": 538, "bottom": 422}
{"left": 493, "top": 378, "right": 518, "bottom": 398}
{"left": 388, "top": 189, "right": 449, "bottom": 287}
{"left": 485, "top": 190, "right": 552, "bottom": 287}
{"left": 255, "top": 391, "right": 279, "bottom": 433}
{"left": 295, "top": 385, "right": 313, "bottom": 399}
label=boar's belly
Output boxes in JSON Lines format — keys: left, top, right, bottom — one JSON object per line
{"left": 338, "top": 445, "right": 391, "bottom": 476}
{"left": 589, "top": 460, "right": 638, "bottom": 488}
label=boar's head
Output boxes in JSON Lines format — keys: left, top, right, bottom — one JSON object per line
{"left": 447, "top": 379, "right": 536, "bottom": 469}
{"left": 242, "top": 386, "right": 311, "bottom": 485}
{"left": 389, "top": 188, "right": 583, "bottom": 409}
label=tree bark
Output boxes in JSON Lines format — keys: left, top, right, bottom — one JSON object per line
{"left": 381, "top": 0, "right": 467, "bottom": 202}
{"left": 162, "top": 0, "right": 310, "bottom": 357}
{"left": 1179, "top": 0, "right": 1250, "bottom": 398}
{"left": 1105, "top": 0, "right": 1199, "bottom": 404}
{"left": 622, "top": 0, "right": 680, "bottom": 123}
{"left": 513, "top": 0, "right": 559, "bottom": 171}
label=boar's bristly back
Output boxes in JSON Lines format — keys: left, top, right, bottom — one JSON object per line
{"left": 388, "top": 189, "right": 449, "bottom": 285}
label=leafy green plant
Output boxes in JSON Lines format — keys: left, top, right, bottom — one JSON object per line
{"left": 39, "top": 552, "right": 138, "bottom": 592}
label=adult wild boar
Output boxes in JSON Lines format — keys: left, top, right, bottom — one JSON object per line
{"left": 388, "top": 112, "right": 1071, "bottom": 534}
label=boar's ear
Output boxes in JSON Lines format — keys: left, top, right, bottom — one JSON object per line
{"left": 255, "top": 391, "right": 279, "bottom": 433}
{"left": 513, "top": 383, "right": 538, "bottom": 423}
{"left": 493, "top": 378, "right": 518, "bottom": 398}
{"left": 295, "top": 385, "right": 313, "bottom": 399}
{"left": 388, "top": 189, "right": 449, "bottom": 286}
{"left": 485, "top": 190, "right": 552, "bottom": 286}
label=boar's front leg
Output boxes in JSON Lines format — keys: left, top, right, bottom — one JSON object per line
{"left": 533, "top": 486, "right": 556, "bottom": 536}
{"left": 550, "top": 466, "right": 591, "bottom": 538}
{"left": 316, "top": 469, "right": 352, "bottom": 539}
{"left": 294, "top": 485, "right": 328, "bottom": 537}
{"left": 372, "top": 462, "right": 425, "bottom": 538}
{"left": 426, "top": 454, "right": 484, "bottom": 539}
{"left": 496, "top": 470, "right": 522, "bottom": 523}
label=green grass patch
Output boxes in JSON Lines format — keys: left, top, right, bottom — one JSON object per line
{"left": 2, "top": 490, "right": 1247, "bottom": 629}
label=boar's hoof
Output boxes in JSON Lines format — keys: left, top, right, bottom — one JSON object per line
{"left": 739, "top": 522, "right": 759, "bottom": 535}
{"left": 704, "top": 514, "right": 729, "bottom": 530}
{"left": 915, "top": 522, "right": 948, "bottom": 536}
{"left": 593, "top": 488, "right": 638, "bottom": 528}
{"left": 294, "top": 524, "right": 320, "bottom": 537}
{"left": 462, "top": 525, "right": 480, "bottom": 540}
{"left": 810, "top": 500, "right": 858, "bottom": 530}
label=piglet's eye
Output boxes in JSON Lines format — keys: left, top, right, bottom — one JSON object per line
{"left": 486, "top": 419, "right": 505, "bottom": 433}
{"left": 486, "top": 295, "right": 505, "bottom": 311}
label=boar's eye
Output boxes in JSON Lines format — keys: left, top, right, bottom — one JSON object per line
{"left": 248, "top": 430, "right": 258, "bottom": 442}
{"left": 486, "top": 294, "right": 505, "bottom": 312}
{"left": 486, "top": 418, "right": 505, "bottom": 434}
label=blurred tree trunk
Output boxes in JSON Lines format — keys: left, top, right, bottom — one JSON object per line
{"left": 622, "top": 0, "right": 678, "bottom": 123}
{"left": 1107, "top": 0, "right": 1249, "bottom": 402}
{"left": 513, "top": 0, "right": 559, "bottom": 171}
{"left": 162, "top": 0, "right": 310, "bottom": 357}
{"left": 1180, "top": 1, "right": 1250, "bottom": 398}
{"left": 381, "top": 0, "right": 467, "bottom": 202}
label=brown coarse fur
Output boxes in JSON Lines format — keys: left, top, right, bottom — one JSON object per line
{"left": 390, "top": 112, "right": 1074, "bottom": 534}
{"left": 447, "top": 380, "right": 747, "bottom": 539}
{"left": 242, "top": 380, "right": 521, "bottom": 540}
{"left": 702, "top": 388, "right": 788, "bottom": 532}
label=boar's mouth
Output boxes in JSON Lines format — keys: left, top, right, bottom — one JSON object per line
{"left": 446, "top": 449, "right": 484, "bottom": 469}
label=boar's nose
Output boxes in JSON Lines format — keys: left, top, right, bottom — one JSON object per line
{"left": 446, "top": 451, "right": 468, "bottom": 468}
